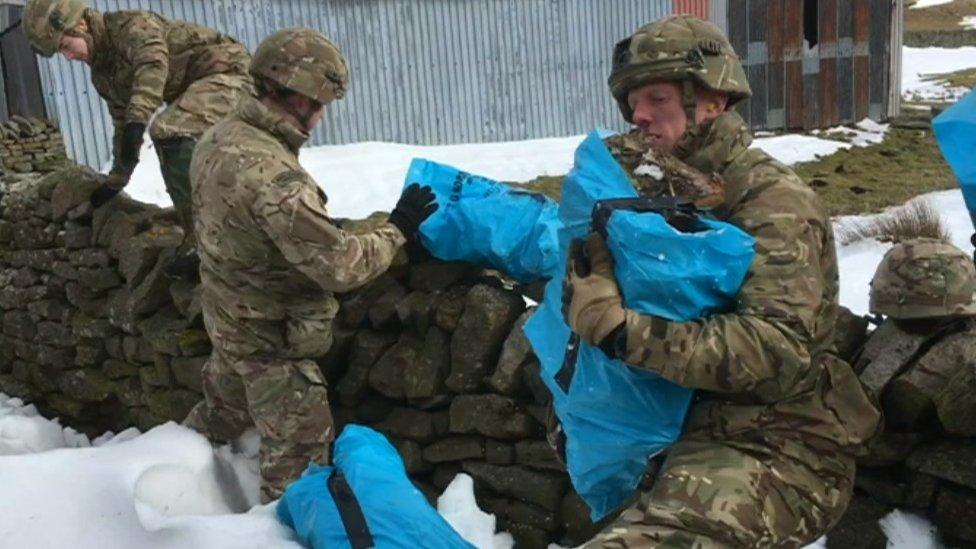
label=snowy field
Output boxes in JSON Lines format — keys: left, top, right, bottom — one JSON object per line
{"left": 13, "top": 43, "right": 976, "bottom": 548}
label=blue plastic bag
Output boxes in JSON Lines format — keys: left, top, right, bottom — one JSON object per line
{"left": 933, "top": 89, "right": 976, "bottom": 229}
{"left": 523, "top": 131, "right": 754, "bottom": 520}
{"left": 407, "top": 158, "right": 560, "bottom": 282}
{"left": 277, "top": 425, "right": 474, "bottom": 549}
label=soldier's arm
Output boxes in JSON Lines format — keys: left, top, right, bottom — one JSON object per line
{"left": 108, "top": 103, "right": 127, "bottom": 170}
{"left": 618, "top": 182, "right": 827, "bottom": 401}
{"left": 253, "top": 171, "right": 406, "bottom": 293}
{"left": 120, "top": 15, "right": 169, "bottom": 125}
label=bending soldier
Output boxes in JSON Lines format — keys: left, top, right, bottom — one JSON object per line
{"left": 183, "top": 28, "right": 437, "bottom": 502}
{"left": 23, "top": 0, "right": 253, "bottom": 276}
{"left": 562, "top": 16, "right": 880, "bottom": 547}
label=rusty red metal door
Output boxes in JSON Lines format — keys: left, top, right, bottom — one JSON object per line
{"left": 674, "top": 0, "right": 710, "bottom": 18}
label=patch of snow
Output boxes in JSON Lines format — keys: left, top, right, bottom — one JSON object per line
{"left": 752, "top": 134, "right": 852, "bottom": 165}
{"left": 437, "top": 474, "right": 514, "bottom": 549}
{"left": 911, "top": 0, "right": 954, "bottom": 8}
{"left": 960, "top": 15, "right": 976, "bottom": 29}
{"left": 634, "top": 164, "right": 665, "bottom": 180}
{"left": 879, "top": 510, "right": 944, "bottom": 548}
{"left": 0, "top": 396, "right": 90, "bottom": 454}
{"left": 902, "top": 46, "right": 976, "bottom": 101}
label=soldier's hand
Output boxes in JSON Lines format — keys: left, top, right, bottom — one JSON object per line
{"left": 562, "top": 232, "right": 626, "bottom": 352}
{"left": 90, "top": 184, "right": 121, "bottom": 208}
{"left": 389, "top": 183, "right": 439, "bottom": 240}
{"left": 118, "top": 122, "right": 146, "bottom": 173}
{"left": 89, "top": 172, "right": 128, "bottom": 208}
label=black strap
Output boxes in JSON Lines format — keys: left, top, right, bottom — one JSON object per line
{"left": 0, "top": 18, "right": 21, "bottom": 39}
{"left": 327, "top": 470, "right": 374, "bottom": 549}
{"left": 555, "top": 333, "right": 581, "bottom": 393}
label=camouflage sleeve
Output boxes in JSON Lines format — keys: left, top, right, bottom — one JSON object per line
{"left": 119, "top": 14, "right": 169, "bottom": 124}
{"left": 253, "top": 170, "right": 407, "bottom": 293}
{"left": 619, "top": 180, "right": 828, "bottom": 401}
{"left": 108, "top": 103, "right": 126, "bottom": 168}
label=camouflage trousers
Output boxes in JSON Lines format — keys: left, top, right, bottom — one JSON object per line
{"left": 184, "top": 348, "right": 334, "bottom": 503}
{"left": 583, "top": 440, "right": 854, "bottom": 548}
{"left": 150, "top": 71, "right": 253, "bottom": 240}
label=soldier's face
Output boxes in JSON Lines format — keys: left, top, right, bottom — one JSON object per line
{"left": 627, "top": 82, "right": 688, "bottom": 153}
{"left": 58, "top": 35, "right": 90, "bottom": 64}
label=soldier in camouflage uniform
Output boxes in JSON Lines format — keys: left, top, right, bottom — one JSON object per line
{"left": 854, "top": 238, "right": 976, "bottom": 445}
{"left": 561, "top": 16, "right": 881, "bottom": 547}
{"left": 183, "top": 28, "right": 437, "bottom": 502}
{"left": 23, "top": 0, "right": 253, "bottom": 273}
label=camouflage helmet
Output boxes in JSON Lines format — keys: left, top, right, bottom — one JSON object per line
{"left": 250, "top": 28, "right": 348, "bottom": 105}
{"left": 608, "top": 15, "right": 752, "bottom": 123}
{"left": 869, "top": 238, "right": 976, "bottom": 319}
{"left": 23, "top": 0, "right": 88, "bottom": 57}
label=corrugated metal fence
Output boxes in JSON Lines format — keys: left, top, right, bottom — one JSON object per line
{"left": 728, "top": 0, "right": 900, "bottom": 131}
{"left": 37, "top": 0, "right": 702, "bottom": 169}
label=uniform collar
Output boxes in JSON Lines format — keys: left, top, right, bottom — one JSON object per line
{"left": 238, "top": 96, "right": 309, "bottom": 154}
{"left": 674, "top": 111, "right": 754, "bottom": 218}
{"left": 674, "top": 111, "right": 753, "bottom": 175}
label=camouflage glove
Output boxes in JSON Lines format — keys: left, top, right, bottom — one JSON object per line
{"left": 389, "top": 183, "right": 438, "bottom": 240}
{"left": 562, "top": 232, "right": 626, "bottom": 352}
{"left": 117, "top": 122, "right": 146, "bottom": 174}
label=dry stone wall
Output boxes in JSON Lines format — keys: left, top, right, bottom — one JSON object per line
{"left": 0, "top": 158, "right": 603, "bottom": 547}
{"left": 4, "top": 131, "right": 975, "bottom": 546}
{"left": 0, "top": 117, "right": 67, "bottom": 176}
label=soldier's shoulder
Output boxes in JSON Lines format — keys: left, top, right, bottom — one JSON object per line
{"left": 106, "top": 10, "right": 164, "bottom": 37}
{"left": 194, "top": 118, "right": 298, "bottom": 185}
{"left": 730, "top": 148, "right": 826, "bottom": 222}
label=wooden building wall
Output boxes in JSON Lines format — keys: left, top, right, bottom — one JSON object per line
{"left": 728, "top": 0, "right": 899, "bottom": 131}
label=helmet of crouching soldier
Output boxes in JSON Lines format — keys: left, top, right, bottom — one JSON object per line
{"left": 870, "top": 238, "right": 976, "bottom": 319}
{"left": 250, "top": 27, "right": 349, "bottom": 105}
{"left": 23, "top": 0, "right": 87, "bottom": 56}
{"left": 608, "top": 15, "right": 752, "bottom": 123}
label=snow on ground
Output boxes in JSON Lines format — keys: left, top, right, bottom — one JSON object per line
{"left": 961, "top": 15, "right": 976, "bottom": 29}
{"left": 902, "top": 46, "right": 976, "bottom": 101}
{"left": 0, "top": 389, "right": 945, "bottom": 548}
{"left": 125, "top": 122, "right": 884, "bottom": 220}
{"left": 911, "top": 0, "right": 955, "bottom": 8}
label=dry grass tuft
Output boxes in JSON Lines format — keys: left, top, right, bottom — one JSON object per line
{"left": 837, "top": 200, "right": 951, "bottom": 245}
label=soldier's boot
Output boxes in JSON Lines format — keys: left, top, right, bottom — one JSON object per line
{"left": 155, "top": 136, "right": 201, "bottom": 282}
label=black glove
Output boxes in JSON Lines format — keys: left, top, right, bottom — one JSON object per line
{"left": 972, "top": 232, "right": 976, "bottom": 267}
{"left": 388, "top": 183, "right": 438, "bottom": 239}
{"left": 90, "top": 184, "right": 121, "bottom": 208}
{"left": 117, "top": 122, "right": 146, "bottom": 173}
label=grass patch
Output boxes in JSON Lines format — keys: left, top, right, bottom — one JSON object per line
{"left": 793, "top": 118, "right": 958, "bottom": 216}
{"left": 906, "top": 0, "right": 976, "bottom": 33}
{"left": 836, "top": 200, "right": 951, "bottom": 245}
{"left": 513, "top": 115, "right": 958, "bottom": 218}
{"left": 921, "top": 66, "right": 976, "bottom": 90}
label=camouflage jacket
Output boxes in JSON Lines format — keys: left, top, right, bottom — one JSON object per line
{"left": 190, "top": 97, "right": 406, "bottom": 359}
{"left": 84, "top": 9, "right": 250, "bottom": 156}
{"left": 616, "top": 112, "right": 880, "bottom": 465}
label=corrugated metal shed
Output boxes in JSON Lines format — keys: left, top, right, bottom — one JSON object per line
{"left": 728, "top": 0, "right": 903, "bottom": 131}
{"left": 36, "top": 0, "right": 679, "bottom": 168}
{"left": 15, "top": 0, "right": 903, "bottom": 168}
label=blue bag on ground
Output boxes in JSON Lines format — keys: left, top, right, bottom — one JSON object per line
{"left": 407, "top": 158, "right": 560, "bottom": 282}
{"left": 934, "top": 89, "right": 976, "bottom": 229}
{"left": 523, "top": 131, "right": 755, "bottom": 520}
{"left": 277, "top": 424, "right": 474, "bottom": 549}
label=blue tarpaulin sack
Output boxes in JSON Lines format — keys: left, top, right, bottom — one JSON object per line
{"left": 407, "top": 158, "right": 560, "bottom": 282}
{"left": 933, "top": 89, "right": 976, "bottom": 229}
{"left": 277, "top": 425, "right": 474, "bottom": 549}
{"left": 523, "top": 131, "right": 755, "bottom": 520}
